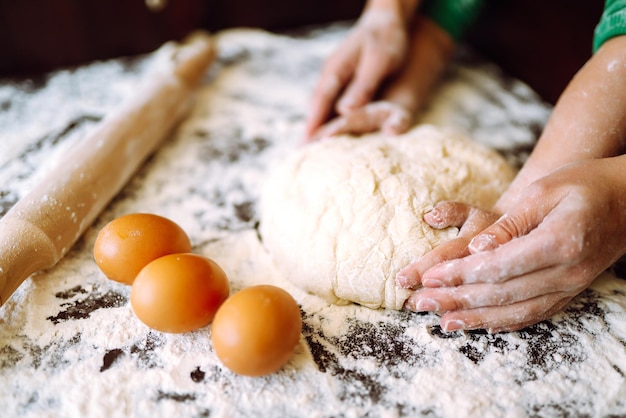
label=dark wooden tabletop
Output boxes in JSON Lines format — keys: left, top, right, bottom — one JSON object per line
{"left": 0, "top": 0, "right": 603, "bottom": 104}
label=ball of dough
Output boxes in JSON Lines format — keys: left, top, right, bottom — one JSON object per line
{"left": 259, "top": 125, "right": 516, "bottom": 310}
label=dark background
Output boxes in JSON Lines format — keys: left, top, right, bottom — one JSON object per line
{"left": 0, "top": 0, "right": 604, "bottom": 104}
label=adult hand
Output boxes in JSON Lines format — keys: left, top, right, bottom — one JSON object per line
{"left": 396, "top": 201, "right": 499, "bottom": 289}
{"left": 309, "top": 101, "right": 413, "bottom": 139}
{"left": 306, "top": 16, "right": 454, "bottom": 141}
{"left": 304, "top": 5, "right": 412, "bottom": 140}
{"left": 399, "top": 157, "right": 626, "bottom": 333}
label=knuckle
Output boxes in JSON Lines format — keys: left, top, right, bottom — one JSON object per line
{"left": 450, "top": 299, "right": 468, "bottom": 311}
{"left": 490, "top": 217, "right": 519, "bottom": 241}
{"left": 457, "top": 294, "right": 479, "bottom": 310}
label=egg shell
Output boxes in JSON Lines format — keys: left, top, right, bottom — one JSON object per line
{"left": 93, "top": 213, "right": 192, "bottom": 285}
{"left": 131, "top": 253, "right": 230, "bottom": 333}
{"left": 211, "top": 284, "right": 302, "bottom": 377}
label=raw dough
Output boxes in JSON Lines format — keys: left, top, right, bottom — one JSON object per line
{"left": 259, "top": 125, "right": 516, "bottom": 310}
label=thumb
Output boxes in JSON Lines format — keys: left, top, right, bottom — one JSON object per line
{"left": 467, "top": 202, "right": 547, "bottom": 254}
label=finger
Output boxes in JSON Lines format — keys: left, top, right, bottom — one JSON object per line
{"left": 467, "top": 188, "right": 559, "bottom": 253}
{"left": 380, "top": 106, "right": 412, "bottom": 136}
{"left": 396, "top": 236, "right": 470, "bottom": 289}
{"left": 420, "top": 223, "right": 576, "bottom": 287}
{"left": 396, "top": 204, "right": 496, "bottom": 289}
{"left": 310, "top": 112, "right": 380, "bottom": 141}
{"left": 405, "top": 265, "right": 570, "bottom": 312}
{"left": 425, "top": 202, "right": 499, "bottom": 236}
{"left": 423, "top": 202, "right": 472, "bottom": 229}
{"left": 467, "top": 213, "right": 534, "bottom": 254}
{"left": 305, "top": 48, "right": 360, "bottom": 140}
{"left": 311, "top": 103, "right": 400, "bottom": 139}
{"left": 397, "top": 203, "right": 499, "bottom": 289}
{"left": 439, "top": 294, "right": 572, "bottom": 333}
{"left": 309, "top": 117, "right": 350, "bottom": 141}
{"left": 304, "top": 74, "right": 344, "bottom": 141}
{"left": 337, "top": 46, "right": 398, "bottom": 113}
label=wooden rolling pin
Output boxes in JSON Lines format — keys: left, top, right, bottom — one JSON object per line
{"left": 0, "top": 31, "right": 216, "bottom": 307}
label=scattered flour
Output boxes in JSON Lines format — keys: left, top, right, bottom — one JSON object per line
{"left": 1, "top": 25, "right": 625, "bottom": 418}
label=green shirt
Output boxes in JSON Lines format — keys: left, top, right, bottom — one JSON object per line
{"left": 421, "top": 0, "right": 626, "bottom": 52}
{"left": 421, "top": 0, "right": 485, "bottom": 42}
{"left": 594, "top": 0, "right": 626, "bottom": 51}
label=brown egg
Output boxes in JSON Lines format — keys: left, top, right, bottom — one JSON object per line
{"left": 93, "top": 213, "right": 191, "bottom": 285}
{"left": 211, "top": 284, "right": 302, "bottom": 377}
{"left": 131, "top": 253, "right": 230, "bottom": 333}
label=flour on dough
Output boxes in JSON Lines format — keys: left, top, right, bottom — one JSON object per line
{"left": 259, "top": 125, "right": 516, "bottom": 310}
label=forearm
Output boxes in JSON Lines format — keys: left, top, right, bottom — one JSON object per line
{"left": 495, "top": 35, "right": 626, "bottom": 212}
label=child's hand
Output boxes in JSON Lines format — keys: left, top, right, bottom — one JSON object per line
{"left": 399, "top": 157, "right": 626, "bottom": 333}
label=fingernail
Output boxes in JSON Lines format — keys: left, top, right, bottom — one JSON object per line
{"left": 396, "top": 273, "right": 412, "bottom": 288}
{"left": 442, "top": 319, "right": 466, "bottom": 332}
{"left": 424, "top": 209, "right": 443, "bottom": 226}
{"left": 468, "top": 233, "right": 497, "bottom": 253}
{"left": 414, "top": 298, "right": 439, "bottom": 311}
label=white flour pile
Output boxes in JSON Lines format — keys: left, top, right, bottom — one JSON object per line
{"left": 1, "top": 25, "right": 626, "bottom": 418}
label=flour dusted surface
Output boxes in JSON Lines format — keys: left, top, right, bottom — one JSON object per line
{"left": 260, "top": 125, "right": 515, "bottom": 310}
{"left": 1, "top": 25, "right": 626, "bottom": 418}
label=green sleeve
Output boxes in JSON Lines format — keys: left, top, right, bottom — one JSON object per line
{"left": 420, "top": 0, "right": 486, "bottom": 42}
{"left": 593, "top": 0, "right": 626, "bottom": 52}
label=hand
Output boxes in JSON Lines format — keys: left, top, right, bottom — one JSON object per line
{"left": 308, "top": 101, "right": 413, "bottom": 140}
{"left": 396, "top": 201, "right": 500, "bottom": 288}
{"left": 306, "top": 16, "right": 454, "bottom": 141}
{"left": 304, "top": 5, "right": 412, "bottom": 140}
{"left": 400, "top": 158, "right": 626, "bottom": 333}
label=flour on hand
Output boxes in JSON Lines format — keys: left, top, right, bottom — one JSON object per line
{"left": 260, "top": 125, "right": 516, "bottom": 310}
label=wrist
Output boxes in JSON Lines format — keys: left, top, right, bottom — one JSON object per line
{"left": 419, "top": 15, "right": 455, "bottom": 58}
{"left": 364, "top": 0, "right": 420, "bottom": 24}
{"left": 496, "top": 35, "right": 626, "bottom": 214}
